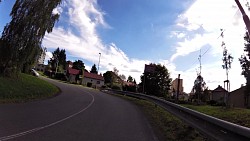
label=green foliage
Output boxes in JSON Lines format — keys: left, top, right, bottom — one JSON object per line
{"left": 72, "top": 60, "right": 85, "bottom": 70}
{"left": 239, "top": 32, "right": 250, "bottom": 106}
{"left": 0, "top": 73, "right": 59, "bottom": 103}
{"left": 90, "top": 64, "right": 98, "bottom": 74}
{"left": 127, "top": 75, "right": 133, "bottom": 82}
{"left": 0, "top": 0, "right": 61, "bottom": 77}
{"left": 111, "top": 83, "right": 122, "bottom": 90}
{"left": 182, "top": 104, "right": 250, "bottom": 128}
{"left": 48, "top": 47, "right": 66, "bottom": 72}
{"left": 192, "top": 75, "right": 207, "bottom": 102}
{"left": 123, "top": 85, "right": 136, "bottom": 92}
{"left": 103, "top": 71, "right": 116, "bottom": 84}
{"left": 139, "top": 63, "right": 172, "bottom": 97}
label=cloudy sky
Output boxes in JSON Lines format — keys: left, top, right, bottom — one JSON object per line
{"left": 0, "top": 0, "right": 249, "bottom": 92}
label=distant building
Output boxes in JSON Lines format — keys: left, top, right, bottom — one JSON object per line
{"left": 37, "top": 47, "right": 47, "bottom": 65}
{"left": 67, "top": 68, "right": 81, "bottom": 83}
{"left": 212, "top": 85, "right": 227, "bottom": 102}
{"left": 82, "top": 71, "right": 104, "bottom": 88}
{"left": 229, "top": 86, "right": 250, "bottom": 108}
{"left": 171, "top": 78, "right": 184, "bottom": 97}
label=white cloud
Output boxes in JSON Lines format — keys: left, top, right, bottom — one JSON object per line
{"left": 42, "top": 0, "right": 248, "bottom": 93}
{"left": 42, "top": 0, "right": 149, "bottom": 83}
{"left": 170, "top": 0, "right": 248, "bottom": 92}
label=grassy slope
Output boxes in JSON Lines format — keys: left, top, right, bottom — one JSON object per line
{"left": 182, "top": 105, "right": 250, "bottom": 128}
{"left": 0, "top": 73, "right": 59, "bottom": 103}
{"left": 118, "top": 95, "right": 206, "bottom": 141}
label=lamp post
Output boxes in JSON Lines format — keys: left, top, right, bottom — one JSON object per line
{"left": 98, "top": 53, "right": 101, "bottom": 72}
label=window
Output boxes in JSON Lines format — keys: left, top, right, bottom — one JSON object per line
{"left": 97, "top": 81, "right": 100, "bottom": 84}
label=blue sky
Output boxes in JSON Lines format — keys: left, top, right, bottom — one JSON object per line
{"left": 0, "top": 0, "right": 248, "bottom": 92}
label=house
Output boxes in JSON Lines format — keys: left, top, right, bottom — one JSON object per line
{"left": 212, "top": 85, "right": 227, "bottom": 102}
{"left": 171, "top": 78, "right": 184, "bottom": 97}
{"left": 82, "top": 71, "right": 104, "bottom": 88}
{"left": 35, "top": 64, "right": 47, "bottom": 72}
{"left": 228, "top": 86, "right": 250, "bottom": 108}
{"left": 67, "top": 68, "right": 81, "bottom": 83}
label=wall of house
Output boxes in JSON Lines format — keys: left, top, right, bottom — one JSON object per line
{"left": 212, "top": 92, "right": 225, "bottom": 102}
{"left": 229, "top": 87, "right": 247, "bottom": 108}
{"left": 68, "top": 74, "right": 76, "bottom": 83}
{"left": 82, "top": 77, "right": 104, "bottom": 88}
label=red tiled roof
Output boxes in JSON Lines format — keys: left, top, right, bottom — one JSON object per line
{"left": 68, "top": 68, "right": 80, "bottom": 75}
{"left": 84, "top": 71, "right": 104, "bottom": 81}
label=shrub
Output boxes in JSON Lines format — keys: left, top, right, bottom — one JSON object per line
{"left": 111, "top": 84, "right": 122, "bottom": 90}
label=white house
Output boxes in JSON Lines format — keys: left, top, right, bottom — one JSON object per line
{"left": 82, "top": 71, "right": 104, "bottom": 88}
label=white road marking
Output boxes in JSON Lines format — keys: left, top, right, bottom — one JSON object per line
{"left": 0, "top": 91, "right": 95, "bottom": 141}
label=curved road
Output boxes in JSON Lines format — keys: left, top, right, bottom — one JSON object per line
{"left": 0, "top": 77, "right": 158, "bottom": 141}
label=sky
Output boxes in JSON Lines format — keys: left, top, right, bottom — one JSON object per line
{"left": 0, "top": 0, "right": 249, "bottom": 93}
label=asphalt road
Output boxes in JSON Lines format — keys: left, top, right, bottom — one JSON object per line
{"left": 0, "top": 77, "right": 158, "bottom": 141}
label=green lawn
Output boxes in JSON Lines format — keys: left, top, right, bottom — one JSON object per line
{"left": 118, "top": 95, "right": 206, "bottom": 141}
{"left": 181, "top": 104, "right": 250, "bottom": 128}
{"left": 0, "top": 73, "right": 59, "bottom": 103}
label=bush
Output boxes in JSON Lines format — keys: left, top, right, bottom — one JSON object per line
{"left": 111, "top": 84, "right": 122, "bottom": 90}
{"left": 207, "top": 100, "right": 217, "bottom": 106}
{"left": 55, "top": 72, "right": 66, "bottom": 81}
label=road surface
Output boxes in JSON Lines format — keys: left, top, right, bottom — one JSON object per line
{"left": 0, "top": 77, "right": 158, "bottom": 141}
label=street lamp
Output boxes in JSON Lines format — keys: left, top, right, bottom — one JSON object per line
{"left": 98, "top": 53, "right": 101, "bottom": 72}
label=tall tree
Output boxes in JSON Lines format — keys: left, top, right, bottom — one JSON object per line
{"left": 48, "top": 47, "right": 66, "bottom": 72}
{"left": 119, "top": 74, "right": 126, "bottom": 81}
{"left": 139, "top": 64, "right": 172, "bottom": 97}
{"left": 72, "top": 60, "right": 85, "bottom": 70}
{"left": 0, "top": 0, "right": 61, "bottom": 77}
{"left": 103, "top": 71, "right": 115, "bottom": 84}
{"left": 90, "top": 64, "right": 98, "bottom": 74}
{"left": 192, "top": 75, "right": 206, "bottom": 102}
{"left": 113, "top": 67, "right": 119, "bottom": 75}
{"left": 239, "top": 31, "right": 250, "bottom": 106}
{"left": 127, "top": 75, "right": 133, "bottom": 82}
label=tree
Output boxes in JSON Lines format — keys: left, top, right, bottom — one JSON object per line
{"left": 239, "top": 31, "right": 250, "bottom": 106}
{"left": 0, "top": 0, "right": 61, "bottom": 77}
{"left": 139, "top": 64, "right": 172, "bottom": 97}
{"left": 127, "top": 75, "right": 133, "bottom": 82}
{"left": 103, "top": 71, "right": 116, "bottom": 85}
{"left": 48, "top": 47, "right": 66, "bottom": 72}
{"left": 113, "top": 67, "right": 119, "bottom": 75}
{"left": 192, "top": 75, "right": 206, "bottom": 103}
{"left": 119, "top": 74, "right": 126, "bottom": 81}
{"left": 90, "top": 64, "right": 98, "bottom": 74}
{"left": 72, "top": 60, "right": 85, "bottom": 70}
{"left": 133, "top": 79, "right": 137, "bottom": 84}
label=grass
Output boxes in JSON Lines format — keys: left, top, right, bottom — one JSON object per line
{"left": 117, "top": 95, "right": 207, "bottom": 141}
{"left": 0, "top": 73, "right": 59, "bottom": 103}
{"left": 181, "top": 104, "right": 250, "bottom": 128}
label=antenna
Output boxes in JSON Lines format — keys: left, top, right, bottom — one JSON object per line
{"left": 198, "top": 49, "right": 202, "bottom": 76}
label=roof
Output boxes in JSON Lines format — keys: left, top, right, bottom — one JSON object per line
{"left": 212, "top": 85, "right": 227, "bottom": 93}
{"left": 84, "top": 71, "right": 104, "bottom": 81}
{"left": 68, "top": 68, "right": 80, "bottom": 75}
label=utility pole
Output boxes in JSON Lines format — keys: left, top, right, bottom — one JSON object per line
{"left": 97, "top": 53, "right": 101, "bottom": 73}
{"left": 198, "top": 49, "right": 202, "bottom": 76}
{"left": 177, "top": 74, "right": 180, "bottom": 101}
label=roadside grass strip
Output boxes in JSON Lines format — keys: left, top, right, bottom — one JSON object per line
{"left": 117, "top": 95, "right": 207, "bottom": 141}
{"left": 181, "top": 104, "right": 250, "bottom": 128}
{"left": 0, "top": 73, "right": 59, "bottom": 103}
